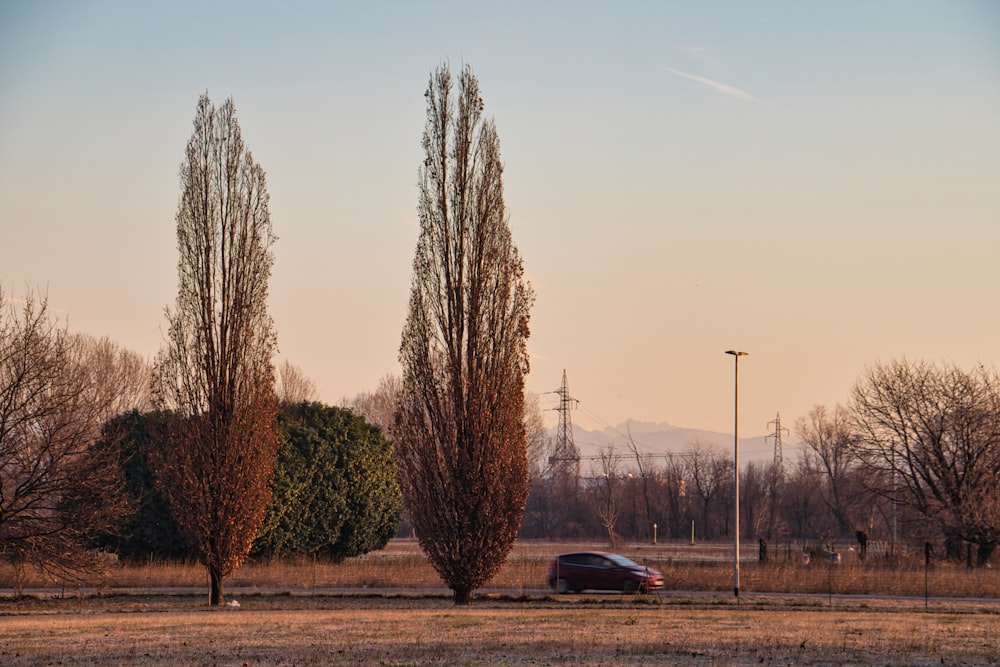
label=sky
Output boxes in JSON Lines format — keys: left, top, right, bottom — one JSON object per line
{"left": 2, "top": 1, "right": 998, "bottom": 441}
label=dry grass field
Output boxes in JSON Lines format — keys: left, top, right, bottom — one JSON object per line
{"left": 1, "top": 596, "right": 998, "bottom": 666}
{"left": 2, "top": 540, "right": 998, "bottom": 665}
{"left": 6, "top": 539, "right": 1000, "bottom": 598}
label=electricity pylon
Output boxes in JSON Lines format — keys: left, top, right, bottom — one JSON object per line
{"left": 766, "top": 412, "right": 788, "bottom": 479}
{"left": 548, "top": 370, "right": 580, "bottom": 482}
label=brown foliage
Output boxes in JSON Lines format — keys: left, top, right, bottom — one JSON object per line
{"left": 152, "top": 93, "right": 279, "bottom": 605}
{"left": 395, "top": 63, "right": 534, "bottom": 604}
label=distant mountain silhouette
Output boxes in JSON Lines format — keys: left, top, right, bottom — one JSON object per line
{"left": 547, "top": 418, "right": 779, "bottom": 469}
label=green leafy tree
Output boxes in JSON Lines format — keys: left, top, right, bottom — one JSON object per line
{"left": 254, "top": 402, "right": 402, "bottom": 559}
{"left": 91, "top": 410, "right": 190, "bottom": 559}
{"left": 395, "top": 63, "right": 534, "bottom": 604}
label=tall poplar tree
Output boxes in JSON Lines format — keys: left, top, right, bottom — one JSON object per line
{"left": 152, "top": 93, "right": 278, "bottom": 606}
{"left": 395, "top": 63, "right": 534, "bottom": 604}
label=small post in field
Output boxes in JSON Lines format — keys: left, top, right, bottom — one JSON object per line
{"left": 924, "top": 541, "right": 932, "bottom": 612}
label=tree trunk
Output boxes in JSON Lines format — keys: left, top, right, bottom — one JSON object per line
{"left": 977, "top": 542, "right": 996, "bottom": 567}
{"left": 453, "top": 587, "right": 471, "bottom": 605}
{"left": 210, "top": 568, "right": 225, "bottom": 606}
{"left": 944, "top": 535, "right": 963, "bottom": 560}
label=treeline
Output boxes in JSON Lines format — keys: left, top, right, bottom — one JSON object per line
{"left": 0, "top": 287, "right": 401, "bottom": 594}
{"left": 2, "top": 284, "right": 997, "bottom": 603}
{"left": 344, "top": 359, "right": 1000, "bottom": 568}
{"left": 518, "top": 360, "right": 1000, "bottom": 567}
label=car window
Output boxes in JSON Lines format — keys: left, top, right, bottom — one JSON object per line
{"left": 606, "top": 554, "right": 639, "bottom": 568}
{"left": 562, "top": 554, "right": 587, "bottom": 566}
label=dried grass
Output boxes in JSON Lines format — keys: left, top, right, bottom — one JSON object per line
{"left": 0, "top": 597, "right": 997, "bottom": 666}
{"left": 2, "top": 539, "right": 998, "bottom": 666}
{"left": 2, "top": 539, "right": 998, "bottom": 600}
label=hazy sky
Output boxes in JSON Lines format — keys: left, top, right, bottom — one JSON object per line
{"left": 2, "top": 1, "right": 998, "bottom": 440}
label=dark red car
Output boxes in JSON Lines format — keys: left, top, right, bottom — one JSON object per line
{"left": 547, "top": 551, "right": 664, "bottom": 594}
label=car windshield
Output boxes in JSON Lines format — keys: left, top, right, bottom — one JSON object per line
{"left": 606, "top": 554, "right": 639, "bottom": 568}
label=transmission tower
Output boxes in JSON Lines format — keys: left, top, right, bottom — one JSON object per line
{"left": 549, "top": 370, "right": 580, "bottom": 481}
{"left": 766, "top": 412, "right": 788, "bottom": 477}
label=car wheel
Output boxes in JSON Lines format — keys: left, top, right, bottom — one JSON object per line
{"left": 555, "top": 578, "right": 571, "bottom": 594}
{"left": 621, "top": 579, "right": 638, "bottom": 594}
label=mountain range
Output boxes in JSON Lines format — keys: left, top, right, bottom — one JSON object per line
{"left": 548, "top": 419, "right": 783, "bottom": 470}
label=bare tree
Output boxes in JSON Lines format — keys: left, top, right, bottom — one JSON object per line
{"left": 850, "top": 360, "right": 1000, "bottom": 564}
{"left": 763, "top": 435, "right": 787, "bottom": 542}
{"left": 351, "top": 374, "right": 402, "bottom": 436}
{"left": 152, "top": 94, "right": 279, "bottom": 605}
{"left": 523, "top": 391, "right": 550, "bottom": 481}
{"left": 661, "top": 453, "right": 691, "bottom": 539}
{"left": 72, "top": 334, "right": 153, "bottom": 417}
{"left": 782, "top": 457, "right": 823, "bottom": 538}
{"left": 593, "top": 447, "right": 623, "bottom": 548}
{"left": 276, "top": 360, "right": 318, "bottom": 405}
{"left": 626, "top": 429, "right": 655, "bottom": 540}
{"left": 741, "top": 461, "right": 771, "bottom": 541}
{"left": 0, "top": 290, "right": 135, "bottom": 591}
{"left": 394, "top": 63, "right": 534, "bottom": 604}
{"left": 522, "top": 474, "right": 561, "bottom": 538}
{"left": 686, "top": 441, "right": 729, "bottom": 539}
{"left": 795, "top": 404, "right": 864, "bottom": 536}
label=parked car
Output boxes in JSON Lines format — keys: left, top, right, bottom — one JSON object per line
{"left": 547, "top": 551, "right": 664, "bottom": 594}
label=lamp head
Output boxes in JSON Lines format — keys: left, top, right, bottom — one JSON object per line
{"left": 725, "top": 350, "right": 748, "bottom": 357}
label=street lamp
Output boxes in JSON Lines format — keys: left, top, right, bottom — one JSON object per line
{"left": 725, "top": 350, "right": 748, "bottom": 599}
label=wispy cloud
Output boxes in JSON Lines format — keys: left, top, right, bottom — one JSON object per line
{"left": 662, "top": 66, "right": 764, "bottom": 105}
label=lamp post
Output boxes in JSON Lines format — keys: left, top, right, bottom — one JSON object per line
{"left": 725, "top": 350, "right": 748, "bottom": 599}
